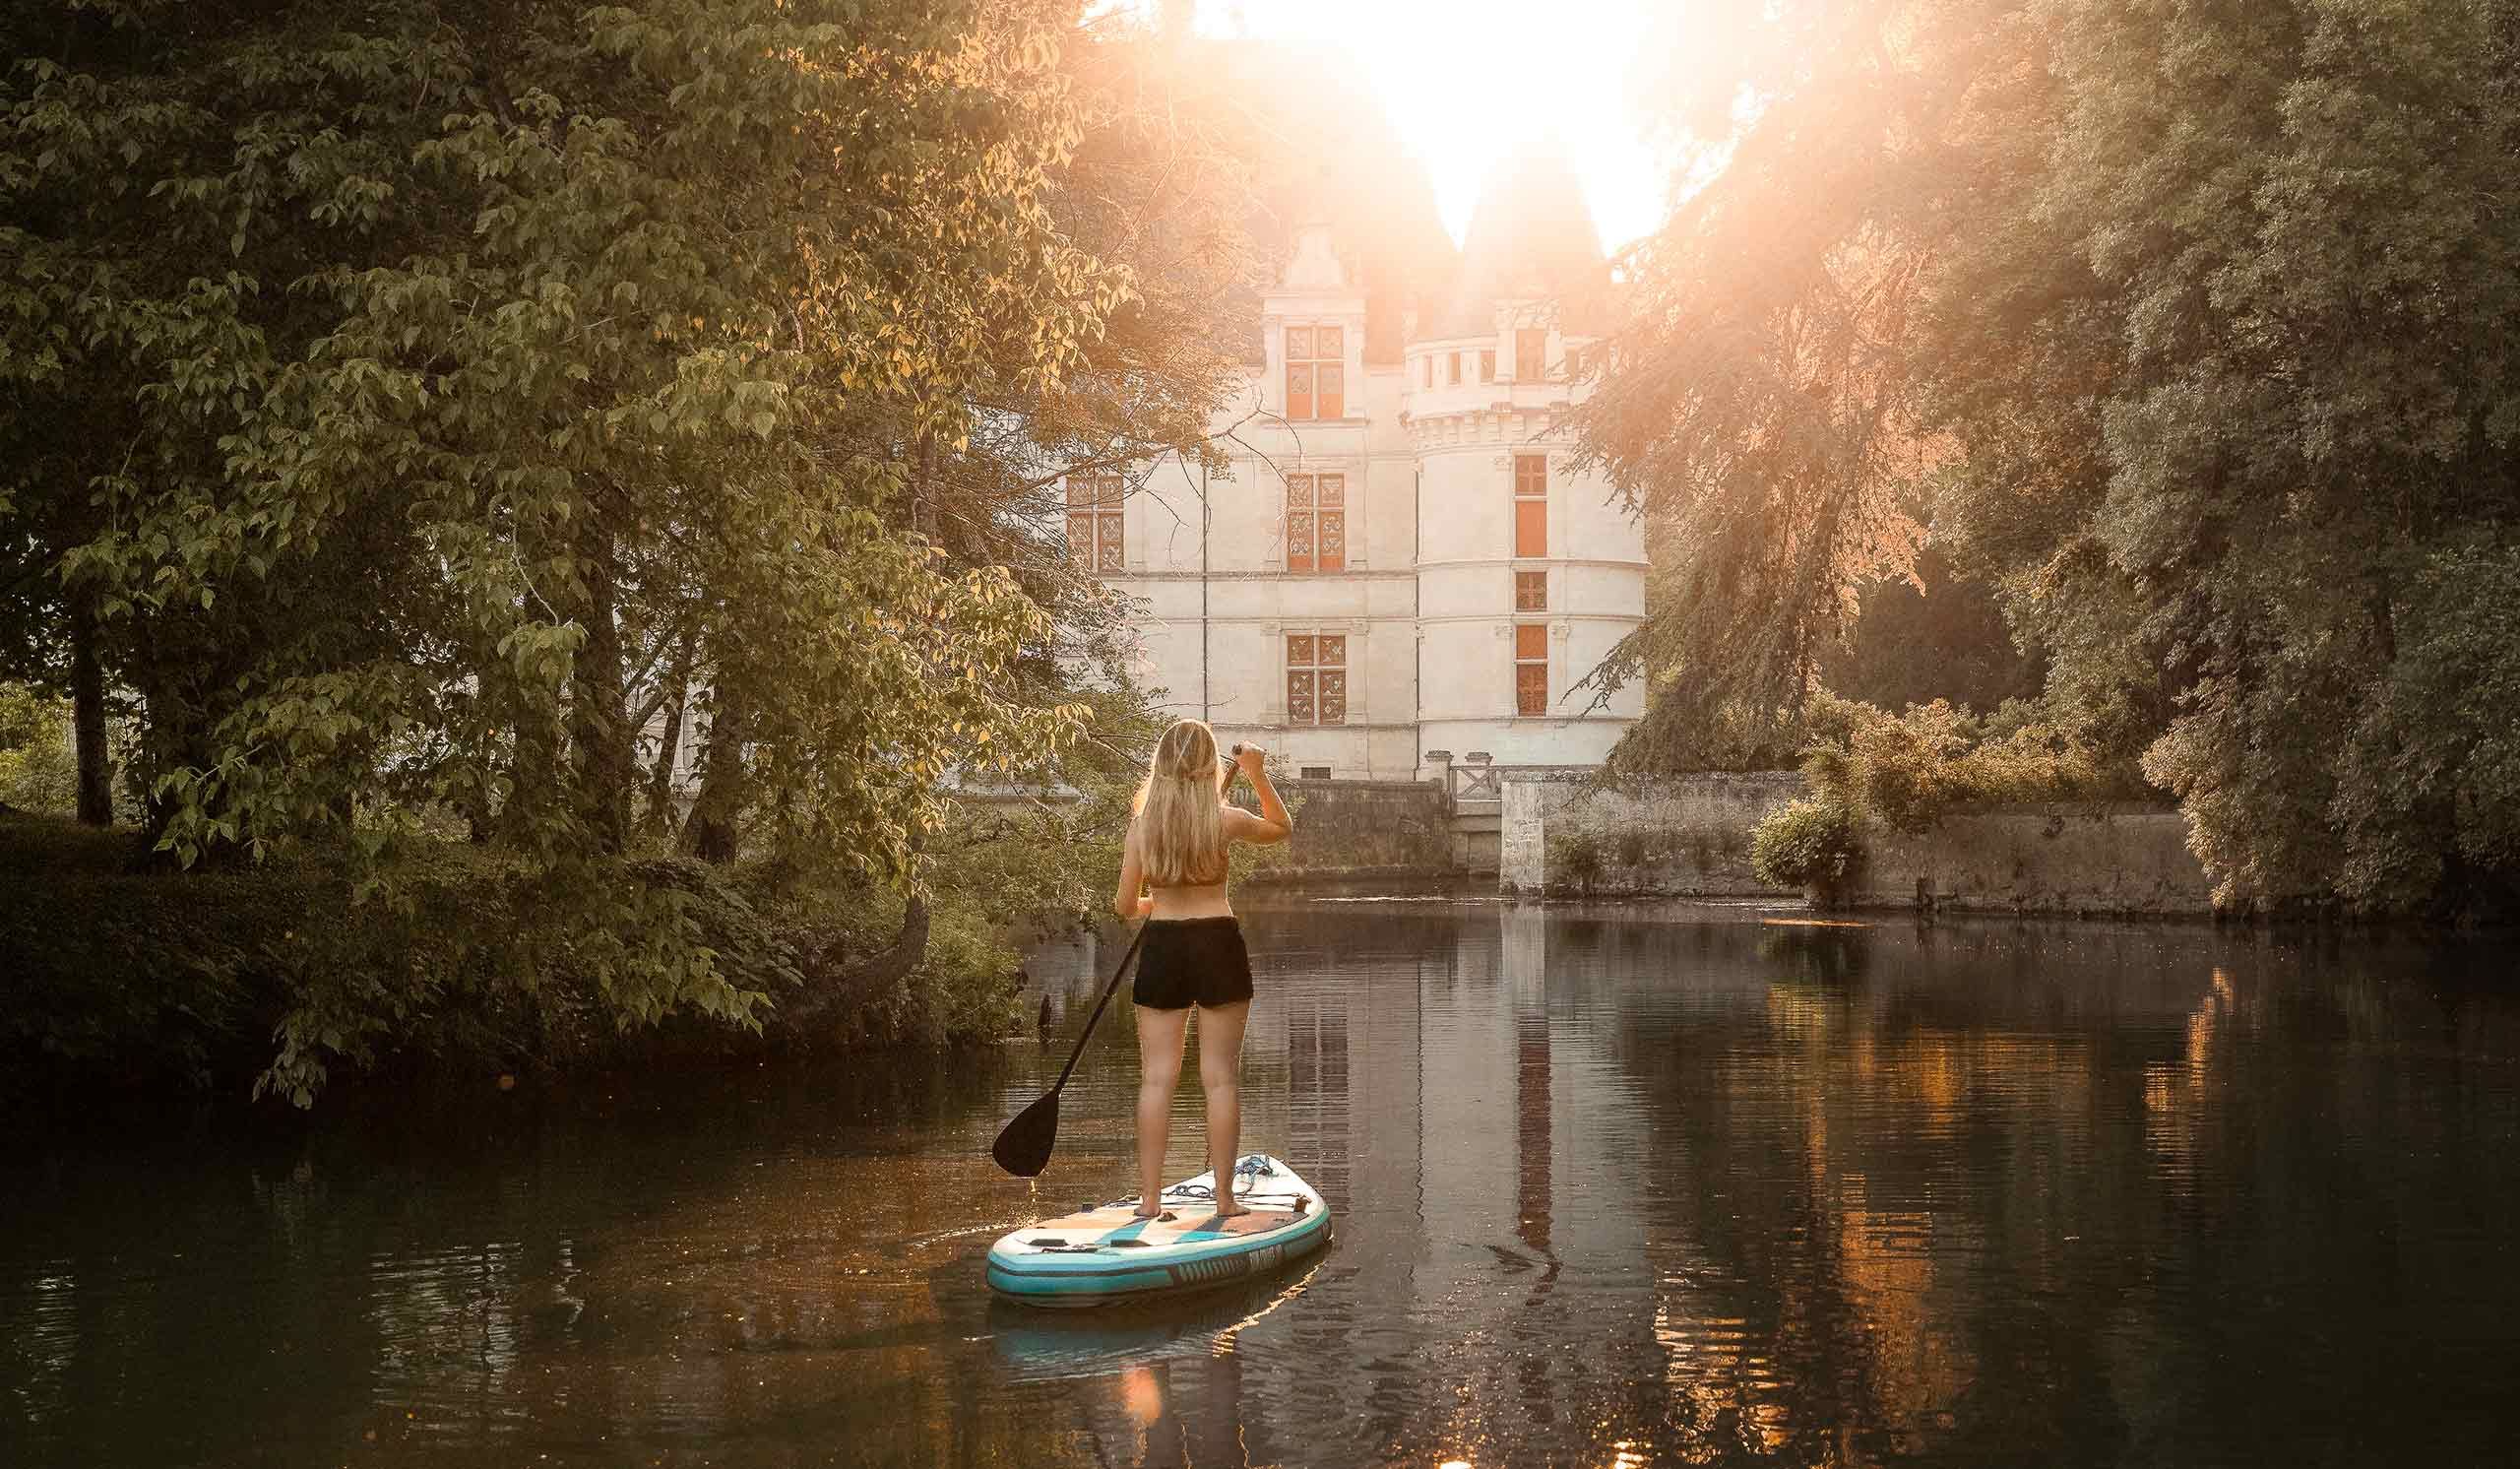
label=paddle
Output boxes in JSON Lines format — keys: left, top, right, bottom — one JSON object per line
{"left": 991, "top": 923, "right": 1150, "bottom": 1178}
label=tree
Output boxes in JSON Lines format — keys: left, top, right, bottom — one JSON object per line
{"left": 1569, "top": 0, "right": 1956, "bottom": 769}
{"left": 2, "top": 0, "right": 1238, "bottom": 1096}
{"left": 1583, "top": 0, "right": 2520, "bottom": 915}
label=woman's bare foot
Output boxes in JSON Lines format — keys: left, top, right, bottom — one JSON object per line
{"left": 1213, "top": 1200, "right": 1251, "bottom": 1219}
{"left": 1133, "top": 1199, "right": 1166, "bottom": 1220}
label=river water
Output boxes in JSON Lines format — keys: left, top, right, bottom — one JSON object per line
{"left": 5, "top": 898, "right": 2518, "bottom": 1467}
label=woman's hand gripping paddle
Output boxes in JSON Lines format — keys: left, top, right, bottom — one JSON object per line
{"left": 991, "top": 925, "right": 1149, "bottom": 1178}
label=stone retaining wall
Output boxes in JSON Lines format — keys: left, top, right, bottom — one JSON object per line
{"left": 1244, "top": 778, "right": 1452, "bottom": 881}
{"left": 1502, "top": 773, "right": 2215, "bottom": 916}
{"left": 1503, "top": 773, "right": 1802, "bottom": 896}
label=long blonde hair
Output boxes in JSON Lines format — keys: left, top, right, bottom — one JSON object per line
{"left": 1132, "top": 719, "right": 1228, "bottom": 886}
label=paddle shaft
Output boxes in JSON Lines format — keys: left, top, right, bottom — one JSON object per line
{"left": 1046, "top": 924, "right": 1149, "bottom": 1096}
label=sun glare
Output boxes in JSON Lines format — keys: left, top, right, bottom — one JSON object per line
{"left": 1184, "top": 0, "right": 1691, "bottom": 252}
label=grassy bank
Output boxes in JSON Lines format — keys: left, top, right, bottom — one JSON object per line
{"left": 1, "top": 813, "right": 1040, "bottom": 1111}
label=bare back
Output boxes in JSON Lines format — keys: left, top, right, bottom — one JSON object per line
{"left": 1121, "top": 806, "right": 1279, "bottom": 921}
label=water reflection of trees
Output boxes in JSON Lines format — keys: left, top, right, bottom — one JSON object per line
{"left": 8, "top": 914, "right": 2519, "bottom": 1466}
{"left": 1575, "top": 918, "right": 2520, "bottom": 1465}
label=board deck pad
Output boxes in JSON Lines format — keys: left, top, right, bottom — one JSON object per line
{"left": 987, "top": 1155, "right": 1331, "bottom": 1308}
{"left": 1020, "top": 1199, "right": 1306, "bottom": 1248}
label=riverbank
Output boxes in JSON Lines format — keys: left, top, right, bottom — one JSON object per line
{"left": 1, "top": 813, "right": 1039, "bottom": 1112}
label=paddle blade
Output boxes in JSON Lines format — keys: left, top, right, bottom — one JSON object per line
{"left": 991, "top": 1090, "right": 1061, "bottom": 1178}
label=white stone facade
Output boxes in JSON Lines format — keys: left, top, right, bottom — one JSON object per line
{"left": 1087, "top": 220, "right": 1646, "bottom": 783}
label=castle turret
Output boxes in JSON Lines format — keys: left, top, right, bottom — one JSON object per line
{"left": 1407, "top": 141, "right": 1644, "bottom": 777}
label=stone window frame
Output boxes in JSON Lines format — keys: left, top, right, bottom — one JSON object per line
{"left": 1513, "top": 621, "right": 1549, "bottom": 717}
{"left": 1284, "top": 322, "right": 1347, "bottom": 420}
{"left": 1284, "top": 470, "right": 1350, "bottom": 574}
{"left": 1513, "top": 326, "right": 1549, "bottom": 381}
{"left": 1270, "top": 622, "right": 1362, "bottom": 727}
{"left": 1065, "top": 471, "right": 1124, "bottom": 574}
{"left": 1512, "top": 452, "right": 1548, "bottom": 558}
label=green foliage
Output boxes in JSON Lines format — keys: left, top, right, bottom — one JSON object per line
{"left": 4, "top": 1, "right": 1102, "bottom": 847}
{"left": 1748, "top": 798, "right": 1858, "bottom": 895}
{"left": 1818, "top": 547, "right": 2045, "bottom": 718}
{"left": 1568, "top": 0, "right": 1938, "bottom": 764}
{"left": 0, "top": 812, "right": 1034, "bottom": 1104}
{"left": 0, "top": 0, "right": 1264, "bottom": 1091}
{"left": 1800, "top": 695, "right": 2113, "bottom": 836}
{"left": 1548, "top": 829, "right": 1606, "bottom": 892}
{"left": 1594, "top": 0, "right": 2520, "bottom": 916}
{"left": 0, "top": 682, "right": 76, "bottom": 813}
{"left": 883, "top": 896, "right": 1025, "bottom": 1048}
{"left": 1, "top": 822, "right": 306, "bottom": 1096}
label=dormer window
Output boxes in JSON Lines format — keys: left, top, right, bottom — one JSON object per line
{"left": 1286, "top": 325, "right": 1344, "bottom": 419}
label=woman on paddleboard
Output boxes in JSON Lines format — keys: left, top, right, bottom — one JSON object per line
{"left": 1113, "top": 719, "right": 1292, "bottom": 1220}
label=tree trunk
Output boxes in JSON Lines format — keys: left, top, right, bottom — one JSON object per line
{"left": 682, "top": 691, "right": 746, "bottom": 864}
{"left": 69, "top": 592, "right": 111, "bottom": 825}
{"left": 643, "top": 675, "right": 688, "bottom": 843}
{"left": 570, "top": 525, "right": 632, "bottom": 854}
{"left": 787, "top": 892, "right": 931, "bottom": 1030}
{"left": 640, "top": 627, "right": 695, "bottom": 844}
{"left": 505, "top": 707, "right": 560, "bottom": 847}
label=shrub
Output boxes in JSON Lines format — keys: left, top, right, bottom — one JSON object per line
{"left": 0, "top": 683, "right": 77, "bottom": 815}
{"left": 1612, "top": 827, "right": 1654, "bottom": 869}
{"left": 1804, "top": 696, "right": 2116, "bottom": 834}
{"left": 2, "top": 810, "right": 1036, "bottom": 1108}
{"left": 1750, "top": 798, "right": 1860, "bottom": 896}
{"left": 1549, "top": 829, "right": 1606, "bottom": 892}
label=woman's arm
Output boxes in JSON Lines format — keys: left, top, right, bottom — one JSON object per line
{"left": 1229, "top": 745, "right": 1292, "bottom": 846}
{"left": 1114, "top": 821, "right": 1153, "bottom": 918}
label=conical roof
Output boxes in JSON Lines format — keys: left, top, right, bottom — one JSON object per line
{"left": 1423, "top": 139, "right": 1610, "bottom": 341}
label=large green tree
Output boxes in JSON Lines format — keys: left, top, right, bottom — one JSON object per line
{"left": 1, "top": 0, "right": 1242, "bottom": 1095}
{"left": 1582, "top": 0, "right": 2520, "bottom": 915}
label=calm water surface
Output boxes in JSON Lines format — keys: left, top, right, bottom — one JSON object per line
{"left": 6, "top": 900, "right": 2519, "bottom": 1467}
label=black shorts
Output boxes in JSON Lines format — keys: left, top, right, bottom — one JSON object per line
{"left": 1132, "top": 916, "right": 1255, "bottom": 1011}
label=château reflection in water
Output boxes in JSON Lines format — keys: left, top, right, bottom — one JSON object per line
{"left": 5, "top": 902, "right": 2519, "bottom": 1466}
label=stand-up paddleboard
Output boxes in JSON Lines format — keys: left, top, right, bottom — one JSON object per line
{"left": 989, "top": 1255, "right": 1327, "bottom": 1379}
{"left": 986, "top": 1153, "right": 1331, "bottom": 1309}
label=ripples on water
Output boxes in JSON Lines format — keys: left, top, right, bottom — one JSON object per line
{"left": 5, "top": 901, "right": 2519, "bottom": 1466}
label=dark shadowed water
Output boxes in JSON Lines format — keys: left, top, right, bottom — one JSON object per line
{"left": 6, "top": 899, "right": 2519, "bottom": 1467}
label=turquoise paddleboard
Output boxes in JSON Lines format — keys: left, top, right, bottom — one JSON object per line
{"left": 985, "top": 1153, "right": 1332, "bottom": 1309}
{"left": 988, "top": 1255, "right": 1327, "bottom": 1379}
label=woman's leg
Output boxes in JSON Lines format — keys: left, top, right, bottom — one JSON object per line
{"left": 1195, "top": 999, "right": 1252, "bottom": 1216}
{"left": 1134, "top": 1003, "right": 1191, "bottom": 1216}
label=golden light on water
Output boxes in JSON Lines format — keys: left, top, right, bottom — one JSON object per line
{"left": 1170, "top": 0, "right": 1694, "bottom": 251}
{"left": 1120, "top": 1366, "right": 1165, "bottom": 1424}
